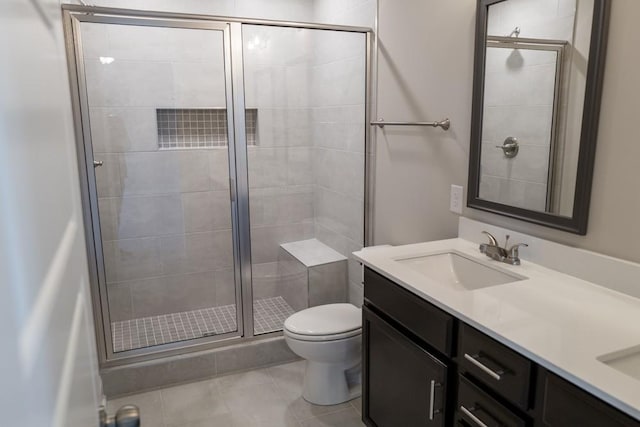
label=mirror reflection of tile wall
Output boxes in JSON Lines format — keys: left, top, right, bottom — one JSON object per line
{"left": 480, "top": 0, "right": 592, "bottom": 217}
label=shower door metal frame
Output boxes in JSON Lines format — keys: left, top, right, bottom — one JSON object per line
{"left": 62, "top": 4, "right": 374, "bottom": 368}
{"left": 486, "top": 36, "right": 567, "bottom": 213}
{"left": 63, "top": 11, "right": 247, "bottom": 366}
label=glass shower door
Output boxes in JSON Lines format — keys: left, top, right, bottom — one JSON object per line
{"left": 77, "top": 19, "right": 242, "bottom": 354}
{"left": 241, "top": 25, "right": 367, "bottom": 335}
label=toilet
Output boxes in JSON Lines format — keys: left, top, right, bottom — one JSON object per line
{"left": 283, "top": 303, "right": 362, "bottom": 406}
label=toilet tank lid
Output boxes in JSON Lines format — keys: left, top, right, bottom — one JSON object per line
{"left": 284, "top": 303, "right": 361, "bottom": 336}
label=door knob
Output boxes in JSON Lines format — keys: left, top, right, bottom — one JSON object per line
{"left": 93, "top": 160, "right": 104, "bottom": 167}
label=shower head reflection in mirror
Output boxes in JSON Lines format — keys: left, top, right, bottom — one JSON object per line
{"left": 468, "top": 0, "right": 610, "bottom": 235}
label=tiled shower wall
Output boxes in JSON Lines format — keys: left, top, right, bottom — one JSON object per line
{"left": 311, "top": 1, "right": 376, "bottom": 307}
{"left": 83, "top": 2, "right": 375, "bottom": 324}
{"left": 243, "top": 24, "right": 368, "bottom": 308}
{"left": 243, "top": 26, "right": 316, "bottom": 304}
{"left": 83, "top": 24, "right": 236, "bottom": 321}
{"left": 309, "top": 31, "right": 367, "bottom": 308}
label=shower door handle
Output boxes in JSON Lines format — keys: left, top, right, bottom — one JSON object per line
{"left": 229, "top": 178, "right": 236, "bottom": 202}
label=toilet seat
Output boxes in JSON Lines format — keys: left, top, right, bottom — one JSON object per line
{"left": 284, "top": 303, "right": 361, "bottom": 342}
{"left": 284, "top": 327, "right": 362, "bottom": 342}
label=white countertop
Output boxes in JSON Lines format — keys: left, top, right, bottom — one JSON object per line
{"left": 354, "top": 238, "right": 640, "bottom": 421}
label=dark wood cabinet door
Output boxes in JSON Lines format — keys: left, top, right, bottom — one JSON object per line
{"left": 363, "top": 306, "right": 448, "bottom": 427}
{"left": 535, "top": 370, "right": 640, "bottom": 427}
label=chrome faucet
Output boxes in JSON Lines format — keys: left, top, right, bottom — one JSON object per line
{"left": 479, "top": 231, "right": 528, "bottom": 265}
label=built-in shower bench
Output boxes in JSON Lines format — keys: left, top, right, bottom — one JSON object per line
{"left": 278, "top": 238, "right": 348, "bottom": 310}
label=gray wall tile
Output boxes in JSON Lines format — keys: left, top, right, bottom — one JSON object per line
{"left": 94, "top": 153, "right": 122, "bottom": 197}
{"left": 314, "top": 148, "right": 364, "bottom": 199}
{"left": 287, "top": 147, "right": 314, "bottom": 185}
{"left": 208, "top": 150, "right": 231, "bottom": 191}
{"left": 103, "top": 237, "right": 162, "bottom": 283}
{"left": 85, "top": 60, "right": 174, "bottom": 107}
{"left": 250, "top": 187, "right": 313, "bottom": 227}
{"left": 216, "top": 337, "right": 298, "bottom": 375}
{"left": 214, "top": 268, "right": 238, "bottom": 306}
{"left": 100, "top": 194, "right": 185, "bottom": 241}
{"left": 158, "top": 230, "right": 234, "bottom": 275}
{"left": 182, "top": 191, "right": 232, "bottom": 233}
{"left": 250, "top": 222, "right": 314, "bottom": 264}
{"left": 253, "top": 261, "right": 308, "bottom": 311}
{"left": 314, "top": 187, "right": 364, "bottom": 243}
{"left": 119, "top": 151, "right": 210, "bottom": 196}
{"left": 247, "top": 147, "right": 289, "bottom": 188}
{"left": 308, "top": 261, "right": 348, "bottom": 306}
{"left": 129, "top": 271, "right": 219, "bottom": 318}
{"left": 107, "top": 283, "right": 133, "bottom": 321}
{"left": 101, "top": 351, "right": 216, "bottom": 397}
{"left": 348, "top": 280, "right": 364, "bottom": 308}
{"left": 89, "top": 107, "right": 157, "bottom": 154}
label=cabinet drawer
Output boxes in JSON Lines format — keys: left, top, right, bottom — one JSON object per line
{"left": 457, "top": 375, "right": 528, "bottom": 427}
{"left": 364, "top": 267, "right": 455, "bottom": 356}
{"left": 458, "top": 323, "right": 533, "bottom": 410}
{"left": 536, "top": 370, "right": 640, "bottom": 427}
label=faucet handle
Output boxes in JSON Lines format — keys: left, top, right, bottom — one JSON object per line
{"left": 507, "top": 243, "right": 528, "bottom": 258}
{"left": 481, "top": 231, "right": 498, "bottom": 246}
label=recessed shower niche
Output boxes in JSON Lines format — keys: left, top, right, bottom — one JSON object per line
{"left": 156, "top": 108, "right": 258, "bottom": 149}
{"left": 66, "top": 9, "right": 369, "bottom": 364}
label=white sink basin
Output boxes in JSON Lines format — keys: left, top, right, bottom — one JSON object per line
{"left": 599, "top": 346, "right": 640, "bottom": 382}
{"left": 395, "top": 251, "right": 526, "bottom": 290}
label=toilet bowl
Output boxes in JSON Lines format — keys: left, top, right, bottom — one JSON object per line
{"left": 283, "top": 303, "right": 362, "bottom": 406}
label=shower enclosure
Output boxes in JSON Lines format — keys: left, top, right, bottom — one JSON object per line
{"left": 63, "top": 6, "right": 371, "bottom": 365}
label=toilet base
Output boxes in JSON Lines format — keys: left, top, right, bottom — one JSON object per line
{"left": 302, "top": 361, "right": 361, "bottom": 406}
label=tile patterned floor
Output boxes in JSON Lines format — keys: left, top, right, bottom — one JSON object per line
{"left": 112, "top": 297, "right": 295, "bottom": 353}
{"left": 107, "top": 360, "right": 364, "bottom": 427}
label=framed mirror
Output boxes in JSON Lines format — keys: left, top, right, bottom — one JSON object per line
{"left": 468, "top": 0, "right": 610, "bottom": 235}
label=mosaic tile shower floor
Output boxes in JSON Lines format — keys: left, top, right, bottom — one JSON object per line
{"left": 112, "top": 296, "right": 295, "bottom": 352}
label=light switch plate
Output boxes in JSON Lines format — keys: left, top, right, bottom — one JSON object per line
{"left": 450, "top": 185, "right": 463, "bottom": 214}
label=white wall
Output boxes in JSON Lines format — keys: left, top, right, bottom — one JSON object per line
{"left": 372, "top": 0, "right": 474, "bottom": 245}
{"left": 375, "top": 0, "right": 640, "bottom": 265}
{"left": 0, "top": 0, "right": 101, "bottom": 425}
{"left": 92, "top": 0, "right": 315, "bottom": 22}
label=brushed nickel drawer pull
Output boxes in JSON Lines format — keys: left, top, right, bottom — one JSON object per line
{"left": 464, "top": 353, "right": 505, "bottom": 381}
{"left": 428, "top": 380, "right": 442, "bottom": 420}
{"left": 460, "top": 406, "right": 489, "bottom": 427}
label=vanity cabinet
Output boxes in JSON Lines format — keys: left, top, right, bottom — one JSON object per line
{"left": 362, "top": 267, "right": 640, "bottom": 427}
{"left": 363, "top": 306, "right": 448, "bottom": 426}
{"left": 535, "top": 370, "right": 639, "bottom": 427}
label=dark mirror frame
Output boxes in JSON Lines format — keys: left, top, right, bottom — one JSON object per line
{"left": 467, "top": 0, "right": 611, "bottom": 235}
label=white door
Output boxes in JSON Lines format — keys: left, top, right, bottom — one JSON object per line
{"left": 0, "top": 1, "right": 102, "bottom": 426}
